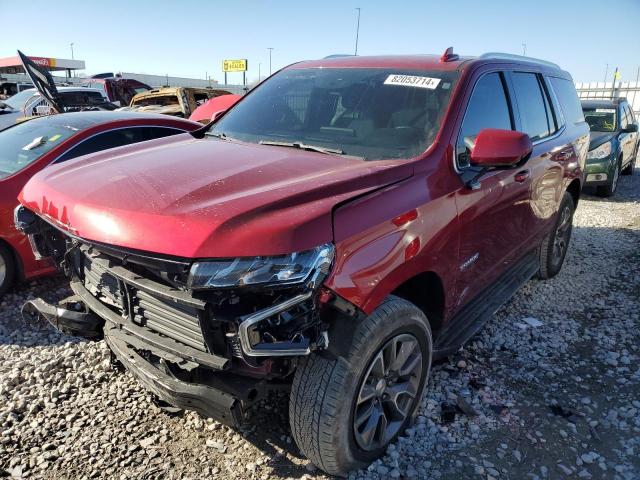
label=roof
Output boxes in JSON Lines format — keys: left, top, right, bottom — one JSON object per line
{"left": 19, "top": 87, "right": 105, "bottom": 94}
{"left": 22, "top": 111, "right": 197, "bottom": 128}
{"left": 581, "top": 98, "right": 626, "bottom": 108}
{"left": 291, "top": 52, "right": 565, "bottom": 73}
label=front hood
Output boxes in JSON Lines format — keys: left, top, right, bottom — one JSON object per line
{"left": 20, "top": 135, "right": 412, "bottom": 258}
{"left": 588, "top": 131, "right": 616, "bottom": 151}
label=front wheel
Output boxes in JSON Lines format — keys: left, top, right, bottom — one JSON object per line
{"left": 0, "top": 244, "right": 16, "bottom": 297}
{"left": 537, "top": 191, "right": 575, "bottom": 279}
{"left": 289, "top": 297, "right": 432, "bottom": 476}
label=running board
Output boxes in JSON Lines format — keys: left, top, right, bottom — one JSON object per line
{"left": 433, "top": 252, "right": 539, "bottom": 359}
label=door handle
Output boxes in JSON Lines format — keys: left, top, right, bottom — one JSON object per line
{"left": 514, "top": 170, "right": 530, "bottom": 182}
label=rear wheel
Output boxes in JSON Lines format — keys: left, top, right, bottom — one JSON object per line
{"left": 596, "top": 158, "right": 621, "bottom": 197}
{"left": 537, "top": 192, "right": 575, "bottom": 279}
{"left": 289, "top": 297, "right": 432, "bottom": 476}
{"left": 0, "top": 244, "right": 16, "bottom": 296}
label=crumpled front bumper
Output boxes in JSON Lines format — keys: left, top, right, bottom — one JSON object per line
{"left": 105, "top": 327, "right": 244, "bottom": 426}
{"left": 23, "top": 284, "right": 249, "bottom": 427}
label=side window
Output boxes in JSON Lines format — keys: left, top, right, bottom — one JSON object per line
{"left": 624, "top": 104, "right": 635, "bottom": 127}
{"left": 55, "top": 128, "right": 147, "bottom": 163}
{"left": 456, "top": 72, "right": 513, "bottom": 168}
{"left": 144, "top": 126, "right": 185, "bottom": 140}
{"left": 549, "top": 77, "right": 585, "bottom": 125}
{"left": 511, "top": 72, "right": 553, "bottom": 141}
{"left": 620, "top": 105, "right": 629, "bottom": 129}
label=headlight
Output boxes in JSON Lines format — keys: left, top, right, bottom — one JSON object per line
{"left": 587, "top": 142, "right": 612, "bottom": 160}
{"left": 187, "top": 243, "right": 334, "bottom": 289}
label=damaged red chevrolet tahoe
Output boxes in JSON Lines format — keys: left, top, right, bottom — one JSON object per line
{"left": 15, "top": 51, "right": 589, "bottom": 475}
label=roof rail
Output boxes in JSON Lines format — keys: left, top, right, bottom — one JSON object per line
{"left": 323, "top": 54, "right": 355, "bottom": 59}
{"left": 479, "top": 52, "right": 561, "bottom": 69}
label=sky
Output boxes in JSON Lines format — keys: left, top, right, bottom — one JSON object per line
{"left": 2, "top": 0, "right": 640, "bottom": 84}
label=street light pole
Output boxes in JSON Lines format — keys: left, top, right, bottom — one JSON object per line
{"left": 70, "top": 43, "right": 75, "bottom": 78}
{"left": 268, "top": 48, "right": 274, "bottom": 75}
{"left": 258, "top": 63, "right": 261, "bottom": 82}
{"left": 521, "top": 43, "right": 526, "bottom": 56}
{"left": 355, "top": 8, "right": 361, "bottom": 55}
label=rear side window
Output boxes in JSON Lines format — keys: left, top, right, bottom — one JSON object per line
{"left": 456, "top": 72, "right": 513, "bottom": 168}
{"left": 549, "top": 77, "right": 584, "bottom": 125}
{"left": 511, "top": 73, "right": 554, "bottom": 141}
{"left": 55, "top": 126, "right": 183, "bottom": 163}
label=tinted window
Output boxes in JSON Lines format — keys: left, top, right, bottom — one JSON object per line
{"left": 549, "top": 77, "right": 584, "bottom": 125}
{"left": 456, "top": 72, "right": 512, "bottom": 168}
{"left": 584, "top": 108, "right": 616, "bottom": 132}
{"left": 511, "top": 73, "right": 552, "bottom": 141}
{"left": 211, "top": 68, "right": 460, "bottom": 160}
{"left": 55, "top": 126, "right": 183, "bottom": 163}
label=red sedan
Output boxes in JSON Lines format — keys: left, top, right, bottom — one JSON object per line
{"left": 0, "top": 111, "right": 200, "bottom": 294}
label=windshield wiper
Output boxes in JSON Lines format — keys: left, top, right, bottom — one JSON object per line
{"left": 259, "top": 140, "right": 345, "bottom": 155}
{"left": 206, "top": 131, "right": 230, "bottom": 140}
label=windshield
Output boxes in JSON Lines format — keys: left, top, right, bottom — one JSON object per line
{"left": 3, "top": 89, "right": 37, "bottom": 109}
{"left": 210, "top": 67, "right": 459, "bottom": 160}
{"left": 584, "top": 108, "right": 617, "bottom": 132}
{"left": 0, "top": 119, "right": 78, "bottom": 179}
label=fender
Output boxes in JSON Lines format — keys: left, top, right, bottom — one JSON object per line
{"left": 324, "top": 172, "right": 459, "bottom": 316}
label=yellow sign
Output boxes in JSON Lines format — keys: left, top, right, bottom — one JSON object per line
{"left": 223, "top": 59, "right": 248, "bottom": 72}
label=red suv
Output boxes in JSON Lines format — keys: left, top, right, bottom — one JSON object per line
{"left": 16, "top": 51, "right": 589, "bottom": 475}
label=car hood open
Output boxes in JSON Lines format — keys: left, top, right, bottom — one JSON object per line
{"left": 19, "top": 135, "right": 412, "bottom": 258}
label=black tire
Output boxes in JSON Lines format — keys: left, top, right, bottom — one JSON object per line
{"left": 621, "top": 147, "right": 637, "bottom": 175}
{"left": 0, "top": 243, "right": 16, "bottom": 297}
{"left": 537, "top": 192, "right": 575, "bottom": 279}
{"left": 289, "top": 296, "right": 432, "bottom": 476}
{"left": 596, "top": 157, "right": 621, "bottom": 197}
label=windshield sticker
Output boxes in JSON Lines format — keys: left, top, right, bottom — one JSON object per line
{"left": 22, "top": 136, "right": 47, "bottom": 151}
{"left": 49, "top": 134, "right": 62, "bottom": 142}
{"left": 384, "top": 74, "right": 441, "bottom": 89}
{"left": 595, "top": 109, "right": 615, "bottom": 113}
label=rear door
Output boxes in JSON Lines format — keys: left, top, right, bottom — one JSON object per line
{"left": 453, "top": 70, "right": 533, "bottom": 308}
{"left": 506, "top": 71, "right": 566, "bottom": 240}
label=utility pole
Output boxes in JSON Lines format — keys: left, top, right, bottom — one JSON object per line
{"left": 521, "top": 43, "right": 526, "bottom": 56}
{"left": 355, "top": 8, "right": 361, "bottom": 55}
{"left": 70, "top": 43, "right": 74, "bottom": 78}
{"left": 267, "top": 48, "right": 274, "bottom": 75}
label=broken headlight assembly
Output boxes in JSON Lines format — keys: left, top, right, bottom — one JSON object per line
{"left": 187, "top": 243, "right": 335, "bottom": 289}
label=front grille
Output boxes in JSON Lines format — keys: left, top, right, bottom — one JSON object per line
{"left": 82, "top": 250, "right": 208, "bottom": 352}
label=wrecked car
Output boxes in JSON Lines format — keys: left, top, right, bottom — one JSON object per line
{"left": 16, "top": 50, "right": 588, "bottom": 475}
{"left": 83, "top": 76, "right": 152, "bottom": 107}
{"left": 124, "top": 87, "right": 232, "bottom": 118}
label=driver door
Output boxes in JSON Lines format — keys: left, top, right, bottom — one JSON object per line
{"left": 453, "top": 71, "right": 532, "bottom": 310}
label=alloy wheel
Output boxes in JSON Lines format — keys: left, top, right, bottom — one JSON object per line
{"left": 552, "top": 205, "right": 572, "bottom": 265}
{"left": 353, "top": 333, "right": 422, "bottom": 451}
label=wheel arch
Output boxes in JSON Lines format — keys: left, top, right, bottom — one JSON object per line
{"left": 390, "top": 270, "right": 446, "bottom": 334}
{"left": 566, "top": 178, "right": 581, "bottom": 208}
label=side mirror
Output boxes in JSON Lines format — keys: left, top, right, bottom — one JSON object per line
{"left": 470, "top": 128, "right": 533, "bottom": 168}
{"left": 623, "top": 123, "right": 638, "bottom": 133}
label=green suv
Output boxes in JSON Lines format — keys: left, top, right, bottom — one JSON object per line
{"left": 581, "top": 98, "right": 639, "bottom": 197}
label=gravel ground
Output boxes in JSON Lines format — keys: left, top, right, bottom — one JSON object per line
{"left": 1, "top": 171, "right": 639, "bottom": 480}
